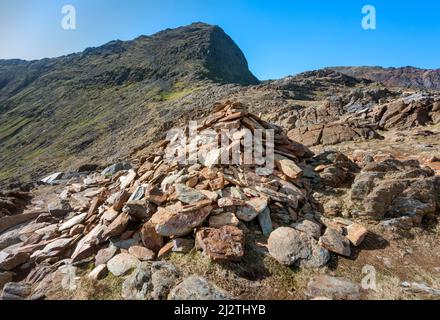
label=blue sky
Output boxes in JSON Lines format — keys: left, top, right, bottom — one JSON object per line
{"left": 0, "top": 0, "right": 439, "bottom": 80}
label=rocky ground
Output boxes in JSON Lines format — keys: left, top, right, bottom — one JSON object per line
{"left": 1, "top": 101, "right": 439, "bottom": 300}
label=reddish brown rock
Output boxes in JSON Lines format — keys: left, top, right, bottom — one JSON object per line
{"left": 157, "top": 242, "right": 174, "bottom": 259}
{"left": 95, "top": 246, "right": 119, "bottom": 266}
{"left": 275, "top": 157, "right": 303, "bottom": 179}
{"left": 113, "top": 190, "right": 130, "bottom": 212}
{"left": 345, "top": 224, "right": 368, "bottom": 246}
{"left": 195, "top": 226, "right": 245, "bottom": 261}
{"left": 102, "top": 213, "right": 130, "bottom": 239}
{"left": 128, "top": 245, "right": 156, "bottom": 261}
{"left": 151, "top": 204, "right": 213, "bottom": 237}
{"left": 145, "top": 185, "right": 168, "bottom": 206}
{"left": 140, "top": 221, "right": 164, "bottom": 253}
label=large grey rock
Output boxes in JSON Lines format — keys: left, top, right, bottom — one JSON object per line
{"left": 48, "top": 199, "right": 71, "bottom": 217}
{"left": 121, "top": 262, "right": 152, "bottom": 300}
{"left": 168, "top": 275, "right": 233, "bottom": 300}
{"left": 1, "top": 282, "right": 31, "bottom": 300}
{"left": 101, "top": 163, "right": 132, "bottom": 176}
{"left": 268, "top": 227, "right": 329, "bottom": 268}
{"left": 307, "top": 275, "right": 361, "bottom": 300}
{"left": 175, "top": 184, "right": 206, "bottom": 204}
{"left": 291, "top": 219, "right": 322, "bottom": 239}
{"left": 41, "top": 172, "right": 64, "bottom": 184}
{"left": 364, "top": 181, "right": 407, "bottom": 219}
{"left": 150, "top": 261, "right": 180, "bottom": 300}
{"left": 31, "top": 265, "right": 77, "bottom": 298}
{"left": 107, "top": 253, "right": 140, "bottom": 276}
{"left": 257, "top": 207, "right": 273, "bottom": 236}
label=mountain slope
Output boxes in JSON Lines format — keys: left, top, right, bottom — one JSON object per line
{"left": 0, "top": 23, "right": 259, "bottom": 186}
{"left": 330, "top": 66, "right": 440, "bottom": 90}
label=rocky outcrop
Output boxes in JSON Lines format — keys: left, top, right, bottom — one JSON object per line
{"left": 288, "top": 122, "right": 382, "bottom": 147}
{"left": 350, "top": 158, "right": 438, "bottom": 222}
{"left": 372, "top": 92, "right": 440, "bottom": 129}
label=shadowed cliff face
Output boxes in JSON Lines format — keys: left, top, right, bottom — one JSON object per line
{"left": 330, "top": 66, "right": 440, "bottom": 90}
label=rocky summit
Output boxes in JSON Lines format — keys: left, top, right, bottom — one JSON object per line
{"left": 1, "top": 22, "right": 440, "bottom": 301}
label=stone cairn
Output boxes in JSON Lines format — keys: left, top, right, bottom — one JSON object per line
{"left": 0, "top": 101, "right": 368, "bottom": 299}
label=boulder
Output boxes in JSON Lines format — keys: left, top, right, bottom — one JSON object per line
{"left": 291, "top": 219, "right": 322, "bottom": 239}
{"left": 1, "top": 282, "right": 31, "bottom": 300}
{"left": 267, "top": 227, "right": 329, "bottom": 268}
{"left": 364, "top": 181, "right": 407, "bottom": 219}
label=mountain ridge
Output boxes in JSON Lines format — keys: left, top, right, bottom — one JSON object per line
{"left": 329, "top": 66, "right": 440, "bottom": 90}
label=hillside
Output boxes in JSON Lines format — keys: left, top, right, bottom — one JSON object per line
{"left": 0, "top": 23, "right": 258, "bottom": 186}
{"left": 330, "top": 66, "right": 440, "bottom": 90}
